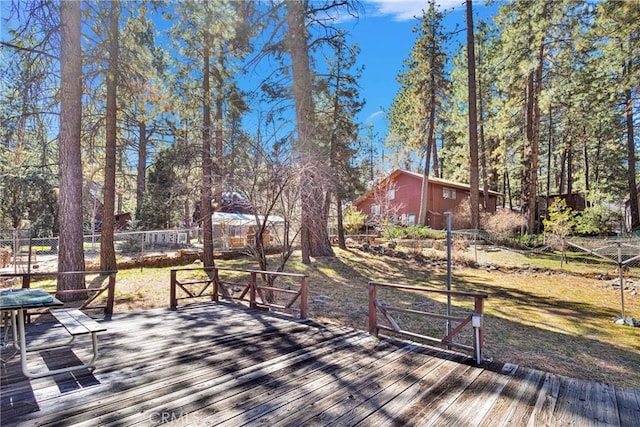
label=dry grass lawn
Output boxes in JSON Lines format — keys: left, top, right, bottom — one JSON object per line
{"left": 107, "top": 245, "right": 639, "bottom": 389}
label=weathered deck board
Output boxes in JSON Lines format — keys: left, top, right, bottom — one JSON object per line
{"left": 1, "top": 302, "right": 638, "bottom": 426}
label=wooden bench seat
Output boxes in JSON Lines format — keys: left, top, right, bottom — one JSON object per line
{"left": 39, "top": 308, "right": 107, "bottom": 376}
{"left": 50, "top": 308, "right": 106, "bottom": 336}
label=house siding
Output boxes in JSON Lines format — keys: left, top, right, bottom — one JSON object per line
{"left": 354, "top": 169, "right": 501, "bottom": 230}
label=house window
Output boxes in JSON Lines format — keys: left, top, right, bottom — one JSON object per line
{"left": 371, "top": 204, "right": 380, "bottom": 215}
{"left": 387, "top": 189, "right": 396, "bottom": 200}
{"left": 407, "top": 213, "right": 416, "bottom": 226}
{"left": 442, "top": 187, "right": 457, "bottom": 200}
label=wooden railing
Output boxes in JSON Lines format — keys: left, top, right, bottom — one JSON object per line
{"left": 170, "top": 267, "right": 309, "bottom": 319}
{"left": 0, "top": 270, "right": 117, "bottom": 319}
{"left": 368, "top": 281, "right": 488, "bottom": 364}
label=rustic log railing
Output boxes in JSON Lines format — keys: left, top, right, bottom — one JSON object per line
{"left": 368, "top": 281, "right": 488, "bottom": 364}
{"left": 170, "top": 267, "right": 309, "bottom": 319}
{"left": 0, "top": 271, "right": 117, "bottom": 319}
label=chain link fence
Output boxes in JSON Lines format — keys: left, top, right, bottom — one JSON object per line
{"left": 3, "top": 227, "right": 639, "bottom": 279}
{"left": 0, "top": 229, "right": 206, "bottom": 275}
{"left": 447, "top": 232, "right": 639, "bottom": 323}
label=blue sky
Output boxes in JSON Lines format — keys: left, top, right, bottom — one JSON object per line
{"left": 0, "top": 0, "right": 499, "bottom": 152}
{"left": 337, "top": 0, "right": 499, "bottom": 142}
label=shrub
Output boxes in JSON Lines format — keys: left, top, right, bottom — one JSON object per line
{"left": 482, "top": 208, "right": 526, "bottom": 237}
{"left": 342, "top": 206, "right": 367, "bottom": 234}
{"left": 382, "top": 225, "right": 445, "bottom": 241}
{"left": 574, "top": 205, "right": 620, "bottom": 236}
{"left": 518, "top": 234, "right": 544, "bottom": 248}
{"left": 452, "top": 199, "right": 472, "bottom": 229}
{"left": 382, "top": 226, "right": 403, "bottom": 240}
{"left": 452, "top": 198, "right": 491, "bottom": 230}
{"left": 543, "top": 198, "right": 575, "bottom": 241}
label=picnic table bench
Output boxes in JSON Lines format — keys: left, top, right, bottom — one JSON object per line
{"left": 48, "top": 308, "right": 106, "bottom": 371}
{"left": 1, "top": 290, "right": 108, "bottom": 378}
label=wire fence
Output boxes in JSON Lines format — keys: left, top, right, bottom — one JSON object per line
{"left": 2, "top": 228, "right": 639, "bottom": 279}
{"left": 0, "top": 229, "right": 206, "bottom": 275}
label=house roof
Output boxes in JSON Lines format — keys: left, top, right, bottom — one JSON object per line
{"left": 212, "top": 212, "right": 284, "bottom": 226}
{"left": 354, "top": 169, "right": 503, "bottom": 205}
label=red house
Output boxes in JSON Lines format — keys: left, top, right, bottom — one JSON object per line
{"left": 352, "top": 169, "right": 502, "bottom": 230}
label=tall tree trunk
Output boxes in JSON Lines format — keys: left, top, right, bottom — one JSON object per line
{"left": 558, "top": 137, "right": 567, "bottom": 194}
{"left": 101, "top": 0, "right": 119, "bottom": 272}
{"left": 418, "top": 79, "right": 436, "bottom": 226}
{"left": 478, "top": 74, "right": 489, "bottom": 211}
{"left": 582, "top": 129, "right": 590, "bottom": 206}
{"left": 418, "top": 135, "right": 432, "bottom": 227}
{"left": 594, "top": 123, "right": 602, "bottom": 185}
{"left": 431, "top": 133, "right": 440, "bottom": 178}
{"left": 201, "top": 43, "right": 215, "bottom": 269}
{"left": 546, "top": 104, "right": 552, "bottom": 221}
{"left": 567, "top": 136, "right": 574, "bottom": 205}
{"left": 286, "top": 0, "right": 333, "bottom": 263}
{"left": 522, "top": 72, "right": 534, "bottom": 233}
{"left": 58, "top": 0, "right": 85, "bottom": 298}
{"left": 504, "top": 169, "right": 512, "bottom": 209}
{"left": 136, "top": 120, "right": 147, "bottom": 219}
{"left": 466, "top": 0, "right": 480, "bottom": 229}
{"left": 529, "top": 45, "right": 543, "bottom": 234}
{"left": 625, "top": 85, "right": 639, "bottom": 229}
{"left": 214, "top": 49, "right": 224, "bottom": 211}
{"left": 336, "top": 196, "right": 346, "bottom": 250}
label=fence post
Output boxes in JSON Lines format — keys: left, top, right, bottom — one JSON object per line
{"left": 21, "top": 274, "right": 31, "bottom": 289}
{"left": 445, "top": 212, "right": 452, "bottom": 345}
{"left": 249, "top": 271, "right": 257, "bottom": 309}
{"left": 105, "top": 273, "right": 116, "bottom": 319}
{"left": 170, "top": 269, "right": 177, "bottom": 310}
{"left": 299, "top": 276, "right": 308, "bottom": 319}
{"left": 368, "top": 282, "right": 378, "bottom": 335}
{"left": 473, "top": 296, "right": 485, "bottom": 364}
{"left": 212, "top": 268, "right": 219, "bottom": 302}
{"left": 618, "top": 242, "right": 625, "bottom": 320}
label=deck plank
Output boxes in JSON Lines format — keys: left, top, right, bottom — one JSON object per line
{"left": 526, "top": 372, "right": 562, "bottom": 427}
{"left": 28, "top": 325, "right": 354, "bottom": 425}
{"left": 478, "top": 366, "right": 545, "bottom": 427}
{"left": 1, "top": 302, "right": 637, "bottom": 427}
{"left": 615, "top": 387, "right": 640, "bottom": 427}
{"left": 261, "top": 346, "right": 449, "bottom": 427}
{"left": 213, "top": 342, "right": 421, "bottom": 426}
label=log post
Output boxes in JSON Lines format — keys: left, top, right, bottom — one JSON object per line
{"left": 299, "top": 276, "right": 308, "bottom": 319}
{"left": 170, "top": 269, "right": 177, "bottom": 310}
{"left": 249, "top": 271, "right": 257, "bottom": 309}
{"left": 368, "top": 282, "right": 378, "bottom": 336}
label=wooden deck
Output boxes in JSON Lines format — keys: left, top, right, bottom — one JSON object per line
{"left": 1, "top": 302, "right": 639, "bottom": 426}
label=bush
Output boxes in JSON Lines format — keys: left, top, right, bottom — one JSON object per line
{"left": 342, "top": 206, "right": 367, "bottom": 235}
{"left": 381, "top": 226, "right": 403, "bottom": 240}
{"left": 452, "top": 199, "right": 472, "bottom": 229}
{"left": 382, "top": 225, "right": 445, "bottom": 241}
{"left": 482, "top": 208, "right": 526, "bottom": 237}
{"left": 574, "top": 206, "right": 620, "bottom": 236}
{"left": 451, "top": 199, "right": 492, "bottom": 230}
{"left": 519, "top": 234, "right": 544, "bottom": 248}
{"left": 118, "top": 234, "right": 144, "bottom": 254}
{"left": 543, "top": 198, "right": 575, "bottom": 241}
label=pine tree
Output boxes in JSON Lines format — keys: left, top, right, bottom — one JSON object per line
{"left": 466, "top": 0, "right": 480, "bottom": 230}
{"left": 316, "top": 32, "right": 364, "bottom": 249}
{"left": 286, "top": 0, "right": 334, "bottom": 262}
{"left": 58, "top": 0, "right": 85, "bottom": 297}
{"left": 594, "top": 1, "right": 640, "bottom": 229}
{"left": 100, "top": 0, "right": 119, "bottom": 272}
{"left": 388, "top": 0, "right": 448, "bottom": 227}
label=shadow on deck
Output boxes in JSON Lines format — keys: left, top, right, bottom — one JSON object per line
{"left": 1, "top": 302, "right": 639, "bottom": 426}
